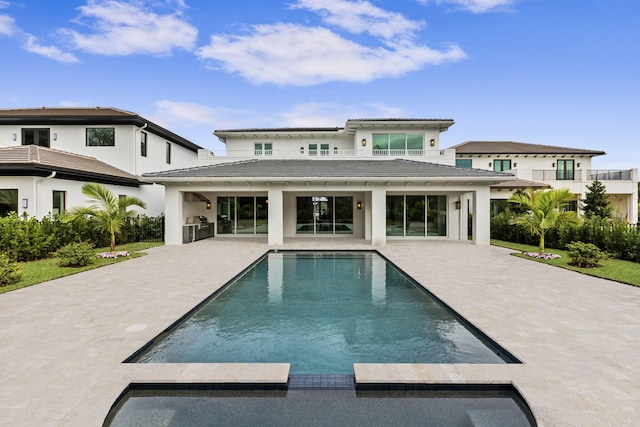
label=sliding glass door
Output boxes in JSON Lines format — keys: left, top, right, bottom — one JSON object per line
{"left": 386, "top": 194, "right": 447, "bottom": 237}
{"left": 217, "top": 196, "right": 268, "bottom": 235}
{"left": 296, "top": 196, "right": 353, "bottom": 235}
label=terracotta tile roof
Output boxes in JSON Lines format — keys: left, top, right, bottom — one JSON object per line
{"left": 0, "top": 145, "right": 141, "bottom": 187}
{"left": 451, "top": 141, "right": 605, "bottom": 156}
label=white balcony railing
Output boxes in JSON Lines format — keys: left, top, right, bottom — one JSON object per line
{"left": 531, "top": 169, "right": 634, "bottom": 182}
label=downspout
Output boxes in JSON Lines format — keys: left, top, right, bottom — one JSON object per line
{"left": 34, "top": 171, "right": 56, "bottom": 218}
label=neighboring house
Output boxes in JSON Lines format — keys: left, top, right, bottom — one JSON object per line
{"left": 451, "top": 141, "right": 639, "bottom": 223}
{"left": 0, "top": 107, "right": 202, "bottom": 217}
{"left": 143, "top": 119, "right": 515, "bottom": 246}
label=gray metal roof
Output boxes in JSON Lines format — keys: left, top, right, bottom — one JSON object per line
{"left": 451, "top": 141, "right": 605, "bottom": 156}
{"left": 143, "top": 159, "right": 513, "bottom": 180}
{"left": 0, "top": 107, "right": 203, "bottom": 152}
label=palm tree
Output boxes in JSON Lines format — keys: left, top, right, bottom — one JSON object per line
{"left": 508, "top": 188, "right": 579, "bottom": 255}
{"left": 64, "top": 183, "right": 146, "bottom": 253}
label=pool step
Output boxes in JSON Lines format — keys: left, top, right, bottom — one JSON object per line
{"left": 287, "top": 374, "right": 355, "bottom": 389}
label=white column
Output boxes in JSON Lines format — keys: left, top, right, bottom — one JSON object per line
{"left": 164, "top": 186, "right": 183, "bottom": 245}
{"left": 473, "top": 186, "right": 490, "bottom": 245}
{"left": 268, "top": 188, "right": 284, "bottom": 246}
{"left": 370, "top": 188, "right": 387, "bottom": 246}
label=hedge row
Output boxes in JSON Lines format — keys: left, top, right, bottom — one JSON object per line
{"left": 0, "top": 213, "right": 163, "bottom": 262}
{"left": 491, "top": 210, "right": 640, "bottom": 263}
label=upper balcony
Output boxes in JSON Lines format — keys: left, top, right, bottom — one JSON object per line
{"left": 531, "top": 169, "right": 635, "bottom": 181}
{"left": 198, "top": 148, "right": 457, "bottom": 166}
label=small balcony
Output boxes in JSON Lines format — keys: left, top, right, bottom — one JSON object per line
{"left": 531, "top": 169, "right": 634, "bottom": 182}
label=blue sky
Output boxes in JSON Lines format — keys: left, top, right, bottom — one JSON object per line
{"left": 1, "top": 0, "right": 638, "bottom": 169}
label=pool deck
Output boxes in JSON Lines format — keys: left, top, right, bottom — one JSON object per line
{"left": 0, "top": 238, "right": 638, "bottom": 426}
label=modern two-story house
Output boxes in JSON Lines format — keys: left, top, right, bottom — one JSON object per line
{"left": 0, "top": 107, "right": 202, "bottom": 217}
{"left": 452, "top": 141, "right": 638, "bottom": 223}
{"left": 143, "top": 119, "right": 515, "bottom": 246}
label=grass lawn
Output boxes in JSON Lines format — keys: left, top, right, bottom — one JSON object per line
{"left": 491, "top": 239, "right": 640, "bottom": 287}
{"left": 0, "top": 242, "right": 163, "bottom": 294}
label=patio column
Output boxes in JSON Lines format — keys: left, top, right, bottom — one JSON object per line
{"left": 370, "top": 187, "right": 386, "bottom": 246}
{"left": 164, "top": 186, "right": 183, "bottom": 245}
{"left": 268, "top": 188, "right": 284, "bottom": 246}
{"left": 473, "top": 186, "right": 490, "bottom": 245}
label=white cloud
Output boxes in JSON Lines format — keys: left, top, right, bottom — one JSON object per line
{"left": 197, "top": 1, "right": 466, "bottom": 87}
{"left": 0, "top": 14, "right": 16, "bottom": 36}
{"left": 292, "top": 0, "right": 421, "bottom": 41}
{"left": 23, "top": 35, "right": 80, "bottom": 63}
{"left": 418, "top": 0, "right": 519, "bottom": 13}
{"left": 60, "top": 0, "right": 197, "bottom": 56}
{"left": 150, "top": 100, "right": 257, "bottom": 130}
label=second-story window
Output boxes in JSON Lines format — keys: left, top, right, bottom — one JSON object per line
{"left": 309, "top": 143, "right": 317, "bottom": 156}
{"left": 140, "top": 131, "right": 147, "bottom": 157}
{"left": 254, "top": 143, "right": 273, "bottom": 156}
{"left": 86, "top": 128, "right": 115, "bottom": 146}
{"left": 493, "top": 159, "right": 511, "bottom": 172}
{"left": 372, "top": 134, "right": 423, "bottom": 155}
{"left": 264, "top": 143, "right": 272, "bottom": 156}
{"left": 254, "top": 143, "right": 263, "bottom": 156}
{"left": 320, "top": 143, "right": 329, "bottom": 156}
{"left": 166, "top": 142, "right": 171, "bottom": 164}
{"left": 22, "top": 128, "right": 50, "bottom": 147}
{"left": 556, "top": 159, "right": 574, "bottom": 180}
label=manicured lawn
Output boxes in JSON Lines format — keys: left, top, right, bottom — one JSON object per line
{"left": 491, "top": 239, "right": 640, "bottom": 287}
{"left": 0, "top": 242, "right": 163, "bottom": 294}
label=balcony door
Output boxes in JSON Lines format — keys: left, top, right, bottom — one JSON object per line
{"left": 556, "top": 159, "right": 575, "bottom": 180}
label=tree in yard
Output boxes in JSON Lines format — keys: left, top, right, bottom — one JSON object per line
{"left": 508, "top": 187, "right": 580, "bottom": 255}
{"left": 64, "top": 183, "right": 146, "bottom": 253}
{"left": 581, "top": 179, "right": 612, "bottom": 219}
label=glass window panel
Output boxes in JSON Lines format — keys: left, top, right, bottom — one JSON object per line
{"left": 216, "top": 197, "right": 235, "bottom": 234}
{"left": 256, "top": 196, "right": 268, "bottom": 234}
{"left": 456, "top": 159, "right": 472, "bottom": 168}
{"left": 372, "top": 134, "right": 388, "bottom": 156}
{"left": 386, "top": 195, "right": 404, "bottom": 236}
{"left": 390, "top": 134, "right": 405, "bottom": 150}
{"left": 0, "top": 189, "right": 18, "bottom": 216}
{"left": 22, "top": 129, "right": 49, "bottom": 147}
{"left": 166, "top": 142, "right": 171, "bottom": 164}
{"left": 140, "top": 132, "right": 147, "bottom": 157}
{"left": 38, "top": 129, "right": 50, "bottom": 147}
{"left": 427, "top": 195, "right": 447, "bottom": 236}
{"left": 407, "top": 134, "right": 423, "bottom": 150}
{"left": 557, "top": 159, "right": 574, "bottom": 180}
{"left": 320, "top": 143, "right": 329, "bottom": 156}
{"left": 237, "top": 197, "right": 255, "bottom": 234}
{"left": 406, "top": 196, "right": 426, "bottom": 236}
{"left": 493, "top": 159, "right": 511, "bottom": 172}
{"left": 254, "top": 143, "right": 262, "bottom": 156}
{"left": 334, "top": 196, "right": 353, "bottom": 234}
{"left": 264, "top": 143, "right": 272, "bottom": 156}
{"left": 22, "top": 129, "right": 35, "bottom": 145}
{"left": 296, "top": 197, "right": 314, "bottom": 234}
{"left": 314, "top": 196, "right": 333, "bottom": 234}
{"left": 308, "top": 143, "right": 317, "bottom": 156}
{"left": 52, "top": 190, "right": 66, "bottom": 215}
{"left": 86, "top": 128, "right": 115, "bottom": 146}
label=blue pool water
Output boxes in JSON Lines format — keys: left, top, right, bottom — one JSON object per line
{"left": 131, "top": 252, "right": 515, "bottom": 373}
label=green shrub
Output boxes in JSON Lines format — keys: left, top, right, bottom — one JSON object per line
{"left": 55, "top": 242, "right": 95, "bottom": 267}
{"left": 566, "top": 241, "right": 608, "bottom": 268}
{"left": 0, "top": 252, "right": 23, "bottom": 286}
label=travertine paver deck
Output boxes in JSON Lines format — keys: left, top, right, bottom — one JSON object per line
{"left": 0, "top": 238, "right": 638, "bottom": 426}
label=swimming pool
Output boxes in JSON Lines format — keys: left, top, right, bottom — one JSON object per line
{"left": 104, "top": 384, "right": 536, "bottom": 427}
{"left": 128, "top": 251, "right": 517, "bottom": 373}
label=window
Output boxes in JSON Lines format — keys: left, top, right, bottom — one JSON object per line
{"left": 264, "top": 143, "right": 272, "bottom": 156}
{"left": 254, "top": 143, "right": 263, "bottom": 156}
{"left": 0, "top": 189, "right": 18, "bottom": 216}
{"left": 166, "top": 142, "right": 171, "bottom": 164}
{"left": 372, "top": 134, "right": 423, "bottom": 155}
{"left": 22, "top": 128, "right": 50, "bottom": 147}
{"left": 52, "top": 191, "right": 66, "bottom": 215}
{"left": 556, "top": 159, "right": 574, "bottom": 180}
{"left": 254, "top": 143, "right": 273, "bottom": 156}
{"left": 320, "top": 143, "right": 329, "bottom": 156}
{"left": 493, "top": 159, "right": 511, "bottom": 172}
{"left": 560, "top": 200, "right": 578, "bottom": 212}
{"left": 456, "top": 159, "right": 473, "bottom": 168}
{"left": 216, "top": 196, "right": 268, "bottom": 235}
{"left": 140, "top": 131, "right": 147, "bottom": 157}
{"left": 308, "top": 143, "right": 318, "bottom": 156}
{"left": 86, "top": 128, "right": 115, "bottom": 146}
